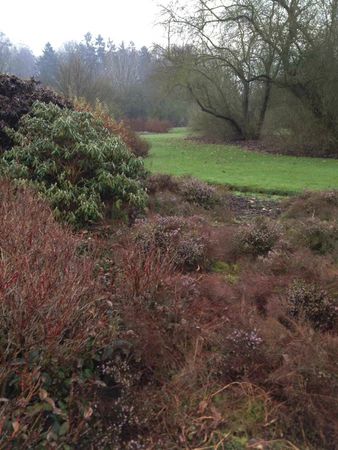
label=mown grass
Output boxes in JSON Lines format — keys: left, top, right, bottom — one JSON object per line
{"left": 145, "top": 128, "right": 338, "bottom": 195}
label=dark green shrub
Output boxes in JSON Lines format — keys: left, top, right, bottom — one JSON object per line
{"left": 74, "top": 98, "right": 151, "bottom": 158}
{"left": 1, "top": 101, "right": 147, "bottom": 226}
{"left": 287, "top": 281, "right": 337, "bottom": 331}
{"left": 0, "top": 74, "right": 72, "bottom": 151}
{"left": 180, "top": 178, "right": 219, "bottom": 209}
{"left": 236, "top": 218, "right": 281, "bottom": 257}
{"left": 293, "top": 218, "right": 338, "bottom": 255}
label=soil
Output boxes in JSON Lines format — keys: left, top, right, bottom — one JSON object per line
{"left": 227, "top": 194, "right": 281, "bottom": 221}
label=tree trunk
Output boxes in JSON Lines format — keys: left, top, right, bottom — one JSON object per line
{"left": 255, "top": 80, "right": 272, "bottom": 139}
{"left": 242, "top": 81, "right": 250, "bottom": 138}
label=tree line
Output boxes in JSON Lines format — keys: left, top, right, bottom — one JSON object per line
{"left": 0, "top": 32, "right": 189, "bottom": 125}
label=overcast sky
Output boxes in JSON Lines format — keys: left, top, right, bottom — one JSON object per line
{"left": 1, "top": 0, "right": 165, "bottom": 54}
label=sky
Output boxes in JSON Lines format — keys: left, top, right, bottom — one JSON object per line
{"left": 1, "top": 0, "right": 166, "bottom": 55}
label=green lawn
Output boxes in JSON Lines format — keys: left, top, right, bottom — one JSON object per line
{"left": 144, "top": 128, "right": 338, "bottom": 195}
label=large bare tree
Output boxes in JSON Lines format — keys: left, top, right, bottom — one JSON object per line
{"left": 161, "top": 0, "right": 338, "bottom": 143}
{"left": 161, "top": 0, "right": 280, "bottom": 139}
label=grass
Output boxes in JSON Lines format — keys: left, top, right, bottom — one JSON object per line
{"left": 144, "top": 128, "right": 338, "bottom": 195}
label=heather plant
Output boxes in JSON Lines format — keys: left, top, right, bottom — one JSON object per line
{"left": 149, "top": 191, "right": 195, "bottom": 217}
{"left": 134, "top": 215, "right": 209, "bottom": 270}
{"left": 236, "top": 218, "right": 281, "bottom": 257}
{"left": 287, "top": 280, "right": 337, "bottom": 331}
{"left": 146, "top": 173, "right": 179, "bottom": 195}
{"left": 283, "top": 190, "right": 338, "bottom": 221}
{"left": 1, "top": 101, "right": 147, "bottom": 227}
{"left": 213, "top": 327, "right": 265, "bottom": 380}
{"left": 180, "top": 177, "right": 219, "bottom": 209}
{"left": 291, "top": 218, "right": 338, "bottom": 256}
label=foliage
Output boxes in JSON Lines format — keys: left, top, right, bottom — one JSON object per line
{"left": 146, "top": 173, "right": 179, "bottom": 194}
{"left": 38, "top": 35, "right": 189, "bottom": 126}
{"left": 74, "top": 98, "right": 150, "bottom": 157}
{"left": 263, "top": 89, "right": 338, "bottom": 156}
{"left": 292, "top": 218, "right": 338, "bottom": 256}
{"left": 0, "top": 181, "right": 144, "bottom": 449}
{"left": 2, "top": 174, "right": 338, "bottom": 448}
{"left": 283, "top": 190, "right": 338, "bottom": 221}
{"left": 161, "top": 0, "right": 338, "bottom": 151}
{"left": 0, "top": 74, "right": 71, "bottom": 151}
{"left": 1, "top": 101, "right": 147, "bottom": 226}
{"left": 0, "top": 32, "right": 36, "bottom": 79}
{"left": 115, "top": 225, "right": 338, "bottom": 448}
{"left": 287, "top": 280, "right": 337, "bottom": 331}
{"left": 126, "top": 117, "right": 173, "bottom": 133}
{"left": 134, "top": 215, "right": 209, "bottom": 270}
{"left": 180, "top": 177, "right": 219, "bottom": 208}
{"left": 235, "top": 218, "right": 281, "bottom": 257}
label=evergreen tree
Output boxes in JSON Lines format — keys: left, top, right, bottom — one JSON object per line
{"left": 37, "top": 42, "right": 59, "bottom": 88}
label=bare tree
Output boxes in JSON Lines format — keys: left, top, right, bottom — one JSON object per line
{"left": 160, "top": 0, "right": 280, "bottom": 139}
{"left": 161, "top": 0, "right": 338, "bottom": 144}
{"left": 206, "top": 0, "right": 338, "bottom": 139}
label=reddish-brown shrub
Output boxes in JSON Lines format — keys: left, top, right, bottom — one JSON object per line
{"left": 2, "top": 174, "right": 338, "bottom": 448}
{"left": 112, "top": 222, "right": 338, "bottom": 448}
{"left": 0, "top": 181, "right": 142, "bottom": 448}
{"left": 126, "top": 118, "right": 172, "bottom": 133}
{"left": 114, "top": 244, "right": 203, "bottom": 378}
{"left": 282, "top": 190, "right": 338, "bottom": 221}
{"left": 269, "top": 333, "right": 338, "bottom": 448}
{"left": 146, "top": 174, "right": 179, "bottom": 195}
{"left": 0, "top": 181, "right": 105, "bottom": 358}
